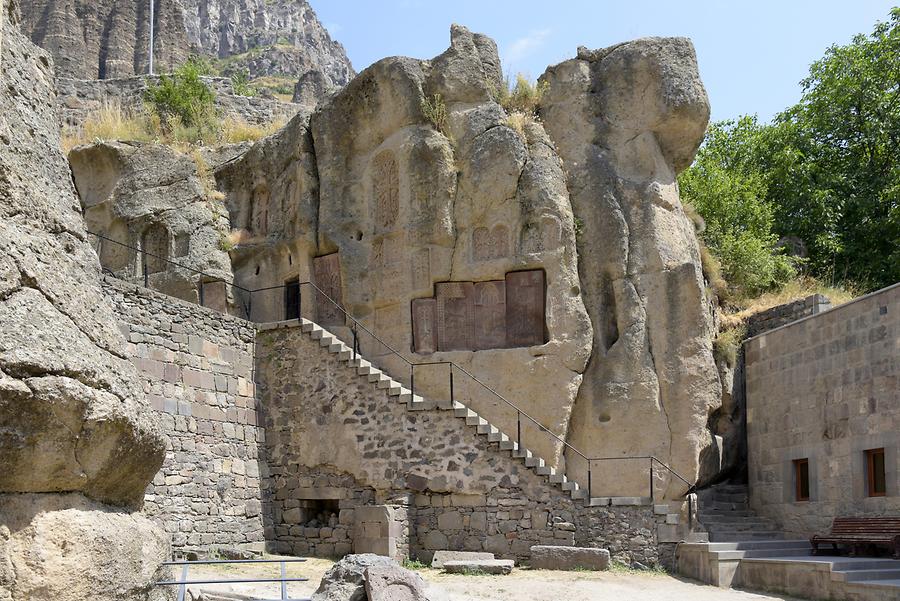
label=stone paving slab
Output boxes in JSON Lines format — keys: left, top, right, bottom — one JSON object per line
{"left": 529, "top": 545, "right": 610, "bottom": 571}
{"left": 431, "top": 550, "right": 495, "bottom": 569}
{"left": 442, "top": 559, "right": 515, "bottom": 575}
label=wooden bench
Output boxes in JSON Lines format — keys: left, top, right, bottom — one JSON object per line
{"left": 811, "top": 517, "right": 900, "bottom": 558}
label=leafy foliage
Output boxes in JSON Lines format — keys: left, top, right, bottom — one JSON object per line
{"left": 421, "top": 93, "right": 449, "bottom": 135}
{"left": 761, "top": 8, "right": 900, "bottom": 289}
{"left": 679, "top": 117, "right": 796, "bottom": 299}
{"left": 230, "top": 69, "right": 257, "bottom": 97}
{"left": 145, "top": 57, "right": 219, "bottom": 140}
{"left": 682, "top": 8, "right": 900, "bottom": 294}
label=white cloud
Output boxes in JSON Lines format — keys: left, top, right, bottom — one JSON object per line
{"left": 503, "top": 29, "right": 552, "bottom": 65}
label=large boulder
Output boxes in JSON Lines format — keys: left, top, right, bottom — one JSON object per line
{"left": 312, "top": 554, "right": 428, "bottom": 601}
{"left": 68, "top": 141, "right": 236, "bottom": 307}
{"left": 540, "top": 38, "right": 721, "bottom": 497}
{"left": 0, "top": 1, "right": 170, "bottom": 599}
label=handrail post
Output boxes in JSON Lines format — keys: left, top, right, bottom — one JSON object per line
{"left": 649, "top": 457, "right": 654, "bottom": 501}
{"left": 587, "top": 459, "right": 592, "bottom": 499}
{"left": 517, "top": 410, "right": 522, "bottom": 450}
{"left": 280, "top": 560, "right": 287, "bottom": 600}
{"left": 352, "top": 324, "right": 357, "bottom": 362}
{"left": 449, "top": 364, "right": 454, "bottom": 404}
{"left": 410, "top": 365, "right": 415, "bottom": 397}
{"left": 142, "top": 253, "right": 149, "bottom": 288}
{"left": 198, "top": 279, "right": 204, "bottom": 307}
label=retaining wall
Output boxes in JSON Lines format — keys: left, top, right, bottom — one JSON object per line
{"left": 103, "top": 276, "right": 269, "bottom": 555}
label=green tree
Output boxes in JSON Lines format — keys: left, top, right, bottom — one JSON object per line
{"left": 679, "top": 117, "right": 796, "bottom": 298}
{"left": 145, "top": 57, "right": 219, "bottom": 139}
{"left": 763, "top": 8, "right": 900, "bottom": 288}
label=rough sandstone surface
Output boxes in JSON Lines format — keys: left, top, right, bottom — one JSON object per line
{"left": 529, "top": 545, "right": 611, "bottom": 571}
{"left": 312, "top": 554, "right": 428, "bottom": 601}
{"left": 69, "top": 141, "right": 236, "bottom": 305}
{"left": 540, "top": 39, "right": 721, "bottom": 496}
{"left": 226, "top": 24, "right": 592, "bottom": 470}
{"left": 20, "top": 0, "right": 354, "bottom": 91}
{"left": 0, "top": 2, "right": 170, "bottom": 599}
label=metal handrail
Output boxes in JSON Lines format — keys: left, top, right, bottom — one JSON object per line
{"left": 89, "top": 230, "right": 695, "bottom": 499}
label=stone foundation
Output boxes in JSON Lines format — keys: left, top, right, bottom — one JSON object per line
{"left": 103, "top": 276, "right": 268, "bottom": 555}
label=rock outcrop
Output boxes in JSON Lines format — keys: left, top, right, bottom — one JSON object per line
{"left": 20, "top": 0, "right": 354, "bottom": 104}
{"left": 311, "top": 554, "right": 429, "bottom": 601}
{"left": 0, "top": 2, "right": 171, "bottom": 598}
{"left": 20, "top": 0, "right": 188, "bottom": 79}
{"left": 217, "top": 24, "right": 592, "bottom": 469}
{"left": 69, "top": 141, "right": 237, "bottom": 306}
{"left": 180, "top": 0, "right": 355, "bottom": 87}
{"left": 540, "top": 39, "right": 720, "bottom": 496}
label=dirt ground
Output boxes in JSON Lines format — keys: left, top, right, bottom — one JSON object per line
{"left": 183, "top": 557, "right": 806, "bottom": 601}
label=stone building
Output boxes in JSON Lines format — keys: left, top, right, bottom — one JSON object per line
{"left": 745, "top": 283, "right": 899, "bottom": 535}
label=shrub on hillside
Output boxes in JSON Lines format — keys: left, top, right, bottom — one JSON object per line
{"left": 146, "top": 57, "right": 219, "bottom": 141}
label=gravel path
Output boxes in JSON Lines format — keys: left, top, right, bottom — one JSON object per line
{"left": 183, "top": 558, "right": 806, "bottom": 601}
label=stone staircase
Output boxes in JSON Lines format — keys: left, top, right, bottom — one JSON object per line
{"left": 263, "top": 317, "right": 674, "bottom": 513}
{"left": 678, "top": 539, "right": 900, "bottom": 600}
{"left": 696, "top": 483, "right": 783, "bottom": 542}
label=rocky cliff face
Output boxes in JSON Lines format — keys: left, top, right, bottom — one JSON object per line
{"left": 0, "top": 1, "right": 171, "bottom": 599}
{"left": 540, "top": 40, "right": 720, "bottom": 496}
{"left": 180, "top": 0, "right": 354, "bottom": 87}
{"left": 20, "top": 0, "right": 188, "bottom": 79}
{"left": 76, "top": 25, "right": 723, "bottom": 499}
{"left": 20, "top": 0, "right": 353, "bottom": 95}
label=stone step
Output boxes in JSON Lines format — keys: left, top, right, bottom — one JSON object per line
{"left": 709, "top": 532, "right": 786, "bottom": 542}
{"left": 535, "top": 465, "right": 555, "bottom": 477}
{"left": 704, "top": 540, "right": 810, "bottom": 552}
{"left": 302, "top": 318, "right": 599, "bottom": 510}
{"left": 525, "top": 455, "right": 545, "bottom": 469}
{"left": 399, "top": 391, "right": 425, "bottom": 404}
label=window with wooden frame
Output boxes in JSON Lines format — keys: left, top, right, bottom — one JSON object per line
{"left": 793, "top": 458, "right": 810, "bottom": 502}
{"left": 865, "top": 448, "right": 886, "bottom": 497}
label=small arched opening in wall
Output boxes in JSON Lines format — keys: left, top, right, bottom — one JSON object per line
{"left": 97, "top": 219, "right": 131, "bottom": 273}
{"left": 141, "top": 223, "right": 170, "bottom": 275}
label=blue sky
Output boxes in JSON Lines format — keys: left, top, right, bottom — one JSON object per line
{"left": 312, "top": 1, "right": 898, "bottom": 123}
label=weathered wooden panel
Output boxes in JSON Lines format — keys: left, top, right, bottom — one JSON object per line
{"left": 411, "top": 298, "right": 438, "bottom": 354}
{"left": 474, "top": 280, "right": 506, "bottom": 350}
{"left": 506, "top": 270, "right": 545, "bottom": 347}
{"left": 313, "top": 252, "right": 343, "bottom": 326}
{"left": 436, "top": 282, "right": 474, "bottom": 351}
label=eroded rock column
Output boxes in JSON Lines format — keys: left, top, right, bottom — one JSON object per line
{"left": 0, "top": 2, "right": 171, "bottom": 599}
{"left": 541, "top": 39, "right": 722, "bottom": 498}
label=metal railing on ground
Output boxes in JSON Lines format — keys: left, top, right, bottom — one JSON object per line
{"left": 155, "top": 557, "right": 308, "bottom": 601}
{"left": 89, "top": 230, "right": 695, "bottom": 502}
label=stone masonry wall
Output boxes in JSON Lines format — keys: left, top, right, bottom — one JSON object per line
{"left": 57, "top": 76, "right": 304, "bottom": 128}
{"left": 746, "top": 294, "right": 832, "bottom": 338}
{"left": 256, "top": 321, "right": 668, "bottom": 566}
{"left": 746, "top": 283, "right": 900, "bottom": 536}
{"left": 103, "top": 276, "right": 269, "bottom": 555}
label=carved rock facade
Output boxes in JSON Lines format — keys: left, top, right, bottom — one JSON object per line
{"left": 0, "top": 2, "right": 170, "bottom": 599}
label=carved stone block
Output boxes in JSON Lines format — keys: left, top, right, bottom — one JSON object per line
{"left": 436, "top": 282, "right": 474, "bottom": 351}
{"left": 411, "top": 298, "right": 437, "bottom": 354}
{"left": 472, "top": 224, "right": 510, "bottom": 261}
{"left": 474, "top": 280, "right": 506, "bottom": 350}
{"left": 313, "top": 252, "right": 343, "bottom": 326}
{"left": 411, "top": 247, "right": 431, "bottom": 291}
{"left": 201, "top": 280, "right": 228, "bottom": 314}
{"left": 373, "top": 235, "right": 407, "bottom": 293}
{"left": 506, "top": 270, "right": 545, "bottom": 347}
{"left": 373, "top": 150, "right": 399, "bottom": 233}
